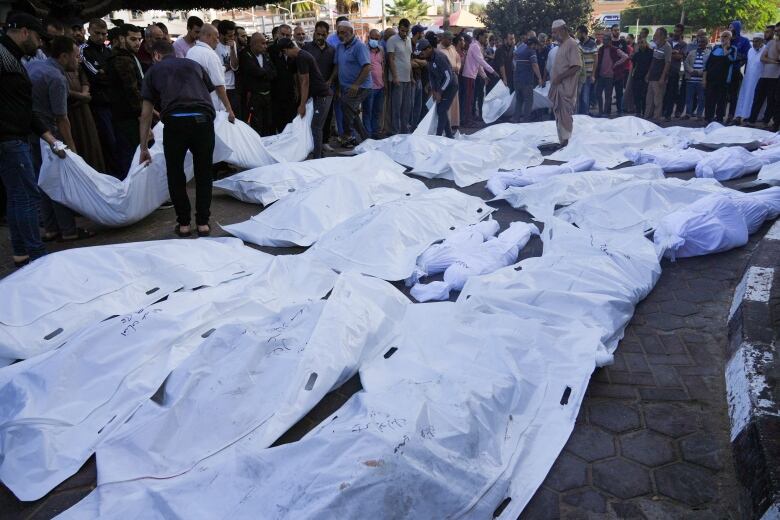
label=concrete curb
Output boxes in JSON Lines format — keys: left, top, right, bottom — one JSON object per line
{"left": 726, "top": 220, "right": 780, "bottom": 520}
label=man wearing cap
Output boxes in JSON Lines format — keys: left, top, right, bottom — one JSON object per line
{"left": 0, "top": 14, "right": 69, "bottom": 267}
{"left": 415, "top": 39, "right": 458, "bottom": 138}
{"left": 278, "top": 38, "right": 333, "bottom": 158}
{"left": 386, "top": 18, "right": 413, "bottom": 134}
{"left": 333, "top": 21, "right": 372, "bottom": 145}
{"left": 549, "top": 20, "right": 581, "bottom": 145}
{"left": 513, "top": 36, "right": 544, "bottom": 123}
{"left": 437, "top": 31, "right": 461, "bottom": 128}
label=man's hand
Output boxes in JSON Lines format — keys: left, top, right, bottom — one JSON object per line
{"left": 48, "top": 140, "right": 67, "bottom": 159}
{"left": 297, "top": 104, "right": 306, "bottom": 117}
{"left": 539, "top": 79, "right": 545, "bottom": 88}
{"left": 348, "top": 84, "right": 359, "bottom": 97}
{"left": 139, "top": 148, "right": 151, "bottom": 164}
{"left": 393, "top": 78, "right": 400, "bottom": 86}
{"left": 432, "top": 91, "right": 441, "bottom": 102}
{"left": 227, "top": 110, "right": 236, "bottom": 123}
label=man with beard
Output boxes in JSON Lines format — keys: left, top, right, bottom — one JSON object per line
{"left": 304, "top": 21, "right": 337, "bottom": 148}
{"left": 494, "top": 32, "right": 516, "bottom": 92}
{"left": 549, "top": 20, "right": 581, "bottom": 145}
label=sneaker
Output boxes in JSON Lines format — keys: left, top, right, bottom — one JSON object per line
{"left": 323, "top": 143, "right": 335, "bottom": 152}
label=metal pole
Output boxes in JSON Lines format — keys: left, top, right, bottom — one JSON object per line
{"left": 443, "top": 0, "right": 449, "bottom": 30}
{"left": 381, "top": 0, "right": 386, "bottom": 30}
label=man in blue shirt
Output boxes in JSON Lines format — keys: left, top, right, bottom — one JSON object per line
{"left": 513, "top": 36, "right": 543, "bottom": 122}
{"left": 333, "top": 21, "right": 372, "bottom": 146}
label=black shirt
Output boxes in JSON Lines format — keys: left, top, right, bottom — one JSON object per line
{"left": 302, "top": 41, "right": 335, "bottom": 82}
{"left": 0, "top": 35, "right": 48, "bottom": 141}
{"left": 268, "top": 42, "right": 297, "bottom": 102}
{"left": 494, "top": 44, "right": 515, "bottom": 84}
{"left": 81, "top": 40, "right": 113, "bottom": 106}
{"left": 295, "top": 49, "right": 330, "bottom": 98}
{"left": 141, "top": 55, "right": 216, "bottom": 120}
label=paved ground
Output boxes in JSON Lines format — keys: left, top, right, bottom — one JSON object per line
{"left": 0, "top": 119, "right": 766, "bottom": 518}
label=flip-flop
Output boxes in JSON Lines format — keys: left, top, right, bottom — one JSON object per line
{"left": 58, "top": 228, "right": 96, "bottom": 242}
{"left": 13, "top": 257, "right": 30, "bottom": 268}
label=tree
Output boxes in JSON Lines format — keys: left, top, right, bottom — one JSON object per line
{"left": 384, "top": 0, "right": 428, "bottom": 22}
{"left": 621, "top": 0, "right": 775, "bottom": 32}
{"left": 481, "top": 0, "right": 591, "bottom": 37}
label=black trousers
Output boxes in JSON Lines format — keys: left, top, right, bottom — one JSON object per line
{"left": 162, "top": 114, "right": 215, "bottom": 226}
{"left": 749, "top": 77, "right": 777, "bottom": 123}
{"left": 705, "top": 83, "right": 728, "bottom": 122}
{"left": 248, "top": 92, "right": 273, "bottom": 137}
{"left": 272, "top": 99, "right": 297, "bottom": 134}
{"left": 633, "top": 77, "right": 648, "bottom": 116}
{"left": 662, "top": 72, "right": 680, "bottom": 117}
{"left": 435, "top": 85, "right": 458, "bottom": 138}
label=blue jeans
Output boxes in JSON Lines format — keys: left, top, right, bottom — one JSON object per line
{"left": 362, "top": 88, "right": 385, "bottom": 139}
{"left": 686, "top": 81, "right": 705, "bottom": 117}
{"left": 0, "top": 139, "right": 46, "bottom": 259}
{"left": 578, "top": 77, "right": 593, "bottom": 114}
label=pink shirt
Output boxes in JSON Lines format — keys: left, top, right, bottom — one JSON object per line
{"left": 462, "top": 41, "right": 495, "bottom": 79}
{"left": 173, "top": 37, "right": 194, "bottom": 58}
{"left": 369, "top": 48, "right": 384, "bottom": 89}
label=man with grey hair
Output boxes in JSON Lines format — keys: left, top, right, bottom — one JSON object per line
{"left": 333, "top": 20, "right": 372, "bottom": 146}
{"left": 186, "top": 23, "right": 236, "bottom": 121}
{"left": 136, "top": 24, "right": 165, "bottom": 72}
{"left": 548, "top": 20, "right": 580, "bottom": 145}
{"left": 294, "top": 24, "right": 307, "bottom": 46}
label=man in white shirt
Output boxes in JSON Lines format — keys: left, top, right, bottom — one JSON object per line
{"left": 173, "top": 16, "right": 203, "bottom": 58}
{"left": 186, "top": 23, "right": 235, "bottom": 121}
{"left": 215, "top": 20, "right": 240, "bottom": 119}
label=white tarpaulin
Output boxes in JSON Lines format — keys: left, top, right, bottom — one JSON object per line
{"left": 758, "top": 161, "right": 780, "bottom": 182}
{"left": 95, "top": 272, "right": 409, "bottom": 485}
{"left": 557, "top": 178, "right": 727, "bottom": 233}
{"left": 355, "top": 133, "right": 452, "bottom": 171}
{"left": 665, "top": 122, "right": 776, "bottom": 147}
{"left": 462, "top": 120, "right": 559, "bottom": 148}
{"left": 214, "top": 151, "right": 402, "bottom": 206}
{"left": 215, "top": 100, "right": 314, "bottom": 168}
{"left": 412, "top": 97, "right": 437, "bottom": 135}
{"left": 694, "top": 146, "right": 764, "bottom": 180}
{"left": 497, "top": 165, "right": 666, "bottom": 217}
{"left": 654, "top": 194, "right": 749, "bottom": 260}
{"left": 482, "top": 80, "right": 513, "bottom": 124}
{"left": 626, "top": 147, "right": 708, "bottom": 173}
{"left": 0, "top": 238, "right": 269, "bottom": 363}
{"left": 37, "top": 122, "right": 231, "bottom": 227}
{"left": 0, "top": 254, "right": 337, "bottom": 501}
{"left": 222, "top": 167, "right": 427, "bottom": 247}
{"left": 308, "top": 188, "right": 494, "bottom": 280}
{"left": 486, "top": 157, "right": 597, "bottom": 196}
{"left": 411, "top": 222, "right": 540, "bottom": 301}
{"left": 726, "top": 186, "right": 780, "bottom": 233}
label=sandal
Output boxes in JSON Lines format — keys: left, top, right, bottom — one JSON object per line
{"left": 58, "top": 228, "right": 96, "bottom": 242}
{"left": 13, "top": 257, "right": 30, "bottom": 268}
{"left": 197, "top": 225, "right": 210, "bottom": 237}
{"left": 175, "top": 224, "right": 192, "bottom": 238}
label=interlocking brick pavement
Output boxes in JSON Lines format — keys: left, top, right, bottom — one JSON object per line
{"left": 0, "top": 122, "right": 766, "bottom": 518}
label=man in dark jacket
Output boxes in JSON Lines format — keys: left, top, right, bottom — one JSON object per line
{"left": 268, "top": 24, "right": 298, "bottom": 133}
{"left": 240, "top": 33, "right": 277, "bottom": 136}
{"left": 416, "top": 39, "right": 458, "bottom": 138}
{"left": 106, "top": 24, "right": 144, "bottom": 177}
{"left": 0, "top": 13, "right": 66, "bottom": 267}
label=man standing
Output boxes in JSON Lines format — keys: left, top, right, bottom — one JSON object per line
{"left": 333, "top": 21, "right": 372, "bottom": 146}
{"left": 683, "top": 35, "right": 709, "bottom": 119}
{"left": 592, "top": 32, "right": 628, "bottom": 116}
{"left": 0, "top": 13, "right": 67, "bottom": 267}
{"left": 362, "top": 29, "right": 385, "bottom": 140}
{"left": 409, "top": 24, "right": 427, "bottom": 128}
{"left": 494, "top": 32, "right": 516, "bottom": 92}
{"left": 644, "top": 27, "right": 672, "bottom": 120}
{"left": 106, "top": 24, "right": 144, "bottom": 177}
{"left": 140, "top": 41, "right": 219, "bottom": 238}
{"left": 549, "top": 20, "right": 581, "bottom": 146}
{"left": 278, "top": 38, "right": 332, "bottom": 158}
{"left": 386, "top": 18, "right": 413, "bottom": 135}
{"left": 236, "top": 27, "right": 248, "bottom": 52}
{"left": 513, "top": 36, "right": 543, "bottom": 123}
{"left": 186, "top": 24, "right": 235, "bottom": 121}
{"left": 294, "top": 25, "right": 307, "bottom": 47}
{"left": 173, "top": 16, "right": 203, "bottom": 58}
{"left": 27, "top": 36, "right": 96, "bottom": 243}
{"left": 415, "top": 39, "right": 458, "bottom": 138}
{"left": 462, "top": 29, "right": 496, "bottom": 125}
{"left": 576, "top": 25, "right": 597, "bottom": 114}
{"left": 304, "top": 21, "right": 336, "bottom": 148}
{"left": 215, "top": 20, "right": 240, "bottom": 120}
{"left": 662, "top": 23, "right": 686, "bottom": 120}
{"left": 240, "top": 33, "right": 276, "bottom": 136}
{"left": 268, "top": 24, "right": 298, "bottom": 133}
{"left": 703, "top": 31, "right": 738, "bottom": 123}
{"left": 437, "top": 31, "right": 461, "bottom": 129}
{"left": 70, "top": 23, "right": 85, "bottom": 46}
{"left": 81, "top": 17, "right": 118, "bottom": 176}
{"left": 136, "top": 24, "right": 165, "bottom": 72}
{"left": 749, "top": 25, "right": 779, "bottom": 126}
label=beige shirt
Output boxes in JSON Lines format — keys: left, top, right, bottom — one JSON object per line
{"left": 438, "top": 44, "right": 461, "bottom": 74}
{"left": 550, "top": 36, "right": 581, "bottom": 105}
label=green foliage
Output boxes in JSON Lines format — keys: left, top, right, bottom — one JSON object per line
{"left": 621, "top": 0, "right": 775, "bottom": 32}
{"left": 385, "top": 0, "right": 429, "bottom": 21}
{"left": 481, "top": 0, "right": 592, "bottom": 37}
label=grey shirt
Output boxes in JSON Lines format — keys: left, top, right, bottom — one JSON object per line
{"left": 25, "top": 57, "right": 68, "bottom": 135}
{"left": 386, "top": 34, "right": 412, "bottom": 82}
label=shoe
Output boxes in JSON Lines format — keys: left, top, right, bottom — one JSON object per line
{"left": 158, "top": 200, "right": 174, "bottom": 210}
{"left": 13, "top": 257, "right": 30, "bottom": 269}
{"left": 58, "top": 227, "right": 95, "bottom": 242}
{"left": 322, "top": 143, "right": 335, "bottom": 152}
{"left": 174, "top": 224, "right": 191, "bottom": 238}
{"left": 197, "top": 225, "right": 211, "bottom": 237}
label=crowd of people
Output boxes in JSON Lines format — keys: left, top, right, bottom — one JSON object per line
{"left": 0, "top": 10, "right": 775, "bottom": 269}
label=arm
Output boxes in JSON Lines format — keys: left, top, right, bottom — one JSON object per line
{"left": 614, "top": 48, "right": 628, "bottom": 67}
{"left": 138, "top": 100, "right": 154, "bottom": 164}
{"left": 532, "top": 62, "right": 542, "bottom": 86}
{"left": 591, "top": 51, "right": 599, "bottom": 80}
{"left": 660, "top": 46, "right": 671, "bottom": 82}
{"left": 215, "top": 85, "right": 235, "bottom": 122}
{"left": 470, "top": 44, "right": 495, "bottom": 74}
{"left": 298, "top": 73, "right": 309, "bottom": 116}
{"left": 388, "top": 51, "right": 399, "bottom": 85}
{"left": 348, "top": 64, "right": 371, "bottom": 96}
{"left": 229, "top": 41, "right": 239, "bottom": 71}
{"left": 55, "top": 115, "right": 77, "bottom": 154}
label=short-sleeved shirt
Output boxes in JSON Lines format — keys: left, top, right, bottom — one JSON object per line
{"left": 647, "top": 41, "right": 672, "bottom": 81}
{"left": 762, "top": 39, "right": 780, "bottom": 78}
{"left": 303, "top": 41, "right": 335, "bottom": 82}
{"left": 334, "top": 36, "right": 372, "bottom": 88}
{"left": 141, "top": 55, "right": 216, "bottom": 121}
{"left": 369, "top": 48, "right": 384, "bottom": 89}
{"left": 186, "top": 41, "right": 226, "bottom": 110}
{"left": 386, "top": 33, "right": 412, "bottom": 82}
{"left": 513, "top": 43, "right": 538, "bottom": 86}
{"left": 25, "top": 57, "right": 68, "bottom": 134}
{"left": 295, "top": 49, "right": 330, "bottom": 98}
{"left": 215, "top": 41, "right": 237, "bottom": 89}
{"left": 173, "top": 37, "right": 194, "bottom": 59}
